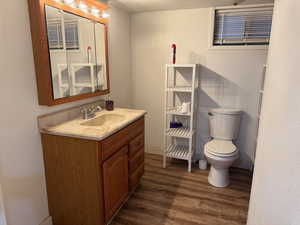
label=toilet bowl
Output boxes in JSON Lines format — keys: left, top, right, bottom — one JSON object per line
{"left": 204, "top": 108, "right": 242, "bottom": 188}
{"left": 204, "top": 140, "right": 239, "bottom": 187}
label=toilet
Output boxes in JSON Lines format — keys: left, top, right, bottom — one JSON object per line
{"left": 204, "top": 108, "right": 242, "bottom": 188}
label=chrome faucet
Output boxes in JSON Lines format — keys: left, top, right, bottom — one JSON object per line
{"left": 80, "top": 105, "right": 102, "bottom": 120}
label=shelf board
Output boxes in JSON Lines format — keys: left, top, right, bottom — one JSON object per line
{"left": 166, "top": 127, "right": 194, "bottom": 138}
{"left": 166, "top": 144, "right": 191, "bottom": 160}
{"left": 166, "top": 86, "right": 195, "bottom": 92}
{"left": 74, "top": 83, "right": 93, "bottom": 87}
{"left": 166, "top": 64, "right": 197, "bottom": 68}
{"left": 166, "top": 108, "right": 191, "bottom": 116}
{"left": 71, "top": 63, "right": 95, "bottom": 67}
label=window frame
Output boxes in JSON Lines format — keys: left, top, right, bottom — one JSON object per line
{"left": 208, "top": 4, "right": 274, "bottom": 50}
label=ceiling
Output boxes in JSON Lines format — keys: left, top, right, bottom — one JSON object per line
{"left": 106, "top": 0, "right": 274, "bottom": 13}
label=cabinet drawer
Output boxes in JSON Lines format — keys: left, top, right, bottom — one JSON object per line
{"left": 129, "top": 163, "right": 144, "bottom": 191}
{"left": 129, "top": 133, "right": 144, "bottom": 158}
{"left": 101, "top": 117, "right": 144, "bottom": 161}
{"left": 129, "top": 148, "right": 144, "bottom": 175}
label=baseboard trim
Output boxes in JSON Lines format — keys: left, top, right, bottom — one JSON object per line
{"left": 145, "top": 147, "right": 162, "bottom": 155}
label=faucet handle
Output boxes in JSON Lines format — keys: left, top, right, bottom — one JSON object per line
{"left": 80, "top": 108, "right": 89, "bottom": 119}
{"left": 80, "top": 108, "right": 87, "bottom": 113}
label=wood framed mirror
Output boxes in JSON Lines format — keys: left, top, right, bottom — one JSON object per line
{"left": 28, "top": 0, "right": 110, "bottom": 106}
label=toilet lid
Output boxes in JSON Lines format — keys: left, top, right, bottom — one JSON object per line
{"left": 205, "top": 140, "right": 237, "bottom": 156}
{"left": 211, "top": 108, "right": 242, "bottom": 115}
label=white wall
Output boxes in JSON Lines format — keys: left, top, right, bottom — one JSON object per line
{"left": 131, "top": 8, "right": 268, "bottom": 169}
{"left": 0, "top": 1, "right": 131, "bottom": 225}
{"left": 247, "top": 0, "right": 300, "bottom": 224}
{"left": 108, "top": 7, "right": 132, "bottom": 108}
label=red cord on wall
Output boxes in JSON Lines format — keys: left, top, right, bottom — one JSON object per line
{"left": 171, "top": 44, "right": 176, "bottom": 64}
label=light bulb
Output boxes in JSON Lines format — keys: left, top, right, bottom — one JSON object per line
{"left": 70, "top": 2, "right": 78, "bottom": 8}
{"left": 79, "top": 1, "right": 89, "bottom": 13}
{"left": 101, "top": 11, "right": 110, "bottom": 18}
{"left": 63, "top": 0, "right": 77, "bottom": 8}
{"left": 64, "top": 0, "right": 74, "bottom": 4}
{"left": 91, "top": 7, "right": 100, "bottom": 16}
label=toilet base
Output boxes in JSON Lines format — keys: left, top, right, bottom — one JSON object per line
{"left": 208, "top": 166, "right": 230, "bottom": 188}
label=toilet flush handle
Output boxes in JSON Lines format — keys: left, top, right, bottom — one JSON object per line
{"left": 208, "top": 112, "right": 213, "bottom": 116}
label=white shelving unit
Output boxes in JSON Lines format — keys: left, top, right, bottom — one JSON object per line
{"left": 163, "top": 64, "right": 199, "bottom": 172}
{"left": 70, "top": 63, "right": 104, "bottom": 95}
{"left": 253, "top": 64, "right": 267, "bottom": 171}
{"left": 57, "top": 63, "right": 69, "bottom": 98}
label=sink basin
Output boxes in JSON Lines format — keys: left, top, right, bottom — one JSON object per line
{"left": 80, "top": 114, "right": 126, "bottom": 127}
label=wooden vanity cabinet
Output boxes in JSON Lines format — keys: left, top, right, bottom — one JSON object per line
{"left": 103, "top": 146, "right": 128, "bottom": 222}
{"left": 41, "top": 117, "right": 145, "bottom": 225}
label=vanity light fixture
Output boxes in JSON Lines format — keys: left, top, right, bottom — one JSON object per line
{"left": 57, "top": 0, "right": 108, "bottom": 18}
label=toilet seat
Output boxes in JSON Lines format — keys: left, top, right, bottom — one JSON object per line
{"left": 204, "top": 140, "right": 238, "bottom": 157}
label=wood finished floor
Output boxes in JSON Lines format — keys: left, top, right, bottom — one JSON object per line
{"left": 111, "top": 153, "right": 252, "bottom": 225}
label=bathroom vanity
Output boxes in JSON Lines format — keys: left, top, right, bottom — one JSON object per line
{"left": 29, "top": 1, "right": 147, "bottom": 223}
{"left": 39, "top": 107, "right": 146, "bottom": 225}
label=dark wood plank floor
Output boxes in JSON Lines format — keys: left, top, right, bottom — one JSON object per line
{"left": 111, "top": 153, "right": 252, "bottom": 225}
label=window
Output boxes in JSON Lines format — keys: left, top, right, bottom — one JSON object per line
{"left": 213, "top": 5, "right": 273, "bottom": 46}
{"left": 47, "top": 20, "right": 80, "bottom": 50}
{"left": 47, "top": 21, "right": 63, "bottom": 50}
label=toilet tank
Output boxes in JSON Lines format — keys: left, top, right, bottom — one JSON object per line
{"left": 209, "top": 108, "right": 242, "bottom": 140}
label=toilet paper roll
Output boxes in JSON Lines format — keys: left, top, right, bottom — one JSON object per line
{"left": 199, "top": 159, "right": 207, "bottom": 170}
{"left": 181, "top": 102, "right": 191, "bottom": 114}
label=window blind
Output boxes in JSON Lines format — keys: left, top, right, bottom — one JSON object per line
{"left": 214, "top": 5, "right": 273, "bottom": 46}
{"left": 65, "top": 22, "right": 80, "bottom": 50}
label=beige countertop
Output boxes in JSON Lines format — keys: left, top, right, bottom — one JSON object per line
{"left": 41, "top": 108, "right": 147, "bottom": 141}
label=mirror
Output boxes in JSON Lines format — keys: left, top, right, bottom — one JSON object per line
{"left": 45, "top": 5, "right": 108, "bottom": 100}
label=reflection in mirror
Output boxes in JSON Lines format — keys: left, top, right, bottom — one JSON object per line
{"left": 95, "top": 22, "right": 108, "bottom": 90}
{"left": 45, "top": 5, "right": 69, "bottom": 99}
{"left": 63, "top": 11, "right": 96, "bottom": 96}
{"left": 45, "top": 5, "right": 108, "bottom": 100}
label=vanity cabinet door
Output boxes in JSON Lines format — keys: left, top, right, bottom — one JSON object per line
{"left": 103, "top": 145, "right": 129, "bottom": 222}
